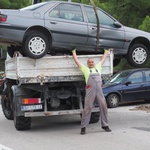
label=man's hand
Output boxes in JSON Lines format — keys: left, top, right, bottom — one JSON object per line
{"left": 104, "top": 48, "right": 114, "bottom": 54}
{"left": 104, "top": 49, "right": 108, "bottom": 53}
{"left": 108, "top": 48, "right": 114, "bottom": 52}
{"left": 72, "top": 49, "right": 76, "bottom": 54}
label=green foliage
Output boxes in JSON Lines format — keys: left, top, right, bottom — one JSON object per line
{"left": 114, "top": 58, "right": 150, "bottom": 72}
{"left": 0, "top": 0, "right": 31, "bottom": 9}
{"left": 139, "top": 16, "right": 150, "bottom": 32}
{"left": 0, "top": 0, "right": 10, "bottom": 8}
{"left": 105, "top": 0, "right": 150, "bottom": 29}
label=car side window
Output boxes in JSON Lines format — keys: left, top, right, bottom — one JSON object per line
{"left": 84, "top": 6, "right": 114, "bottom": 26}
{"left": 145, "top": 70, "right": 150, "bottom": 82}
{"left": 49, "top": 4, "right": 84, "bottom": 22}
{"left": 127, "top": 72, "right": 143, "bottom": 84}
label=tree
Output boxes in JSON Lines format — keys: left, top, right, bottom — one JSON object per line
{"left": 0, "top": 0, "right": 10, "bottom": 8}
{"left": 106, "top": 0, "right": 150, "bottom": 29}
{"left": 0, "top": 0, "right": 31, "bottom": 9}
{"left": 139, "top": 16, "right": 150, "bottom": 32}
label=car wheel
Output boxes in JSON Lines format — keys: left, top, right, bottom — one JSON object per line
{"left": 127, "top": 44, "right": 149, "bottom": 67}
{"left": 106, "top": 93, "right": 119, "bottom": 108}
{"left": 23, "top": 31, "right": 50, "bottom": 59}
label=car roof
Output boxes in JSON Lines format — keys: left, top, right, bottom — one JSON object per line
{"left": 20, "top": 1, "right": 99, "bottom": 11}
{"left": 119, "top": 68, "right": 150, "bottom": 74}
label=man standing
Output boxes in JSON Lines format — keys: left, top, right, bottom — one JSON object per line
{"left": 72, "top": 48, "right": 112, "bottom": 135}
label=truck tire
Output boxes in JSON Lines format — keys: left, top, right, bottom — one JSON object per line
{"left": 13, "top": 103, "right": 31, "bottom": 131}
{"left": 1, "top": 95, "right": 13, "bottom": 120}
{"left": 14, "top": 116, "right": 31, "bottom": 131}
{"left": 90, "top": 112, "right": 100, "bottom": 123}
{"left": 127, "top": 44, "right": 149, "bottom": 67}
{"left": 23, "top": 31, "right": 50, "bottom": 59}
{"left": 1, "top": 80, "right": 14, "bottom": 120}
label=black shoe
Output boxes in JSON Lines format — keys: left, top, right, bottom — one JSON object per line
{"left": 80, "top": 127, "right": 86, "bottom": 135}
{"left": 102, "top": 126, "right": 111, "bottom": 132}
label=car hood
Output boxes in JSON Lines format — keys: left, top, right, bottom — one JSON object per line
{"left": 124, "top": 26, "right": 150, "bottom": 38}
{"left": 102, "top": 83, "right": 121, "bottom": 95}
{"left": 102, "top": 83, "right": 117, "bottom": 88}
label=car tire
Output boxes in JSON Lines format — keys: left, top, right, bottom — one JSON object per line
{"left": 106, "top": 93, "right": 119, "bottom": 108}
{"left": 127, "top": 44, "right": 149, "bottom": 67}
{"left": 89, "top": 112, "right": 100, "bottom": 123}
{"left": 23, "top": 31, "right": 50, "bottom": 59}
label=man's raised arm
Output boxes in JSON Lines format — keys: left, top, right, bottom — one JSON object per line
{"left": 72, "top": 49, "right": 82, "bottom": 68}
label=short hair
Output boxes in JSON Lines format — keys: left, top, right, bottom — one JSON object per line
{"left": 87, "top": 58, "right": 94, "bottom": 64}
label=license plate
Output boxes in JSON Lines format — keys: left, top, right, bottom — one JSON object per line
{"left": 21, "top": 104, "right": 42, "bottom": 111}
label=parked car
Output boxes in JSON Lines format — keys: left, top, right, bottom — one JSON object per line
{"left": 102, "top": 68, "right": 150, "bottom": 108}
{"left": 0, "top": 1, "right": 150, "bottom": 67}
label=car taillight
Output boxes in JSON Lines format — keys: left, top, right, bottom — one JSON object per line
{"left": 22, "top": 98, "right": 41, "bottom": 104}
{"left": 0, "top": 14, "right": 7, "bottom": 22}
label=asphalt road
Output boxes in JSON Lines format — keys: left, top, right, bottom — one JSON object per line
{"left": 0, "top": 101, "right": 150, "bottom": 150}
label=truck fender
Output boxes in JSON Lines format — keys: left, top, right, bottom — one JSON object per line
{"left": 11, "top": 85, "right": 31, "bottom": 116}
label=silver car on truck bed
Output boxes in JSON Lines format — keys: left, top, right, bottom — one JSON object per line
{"left": 0, "top": 1, "right": 150, "bottom": 67}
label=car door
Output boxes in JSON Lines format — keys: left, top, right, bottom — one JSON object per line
{"left": 83, "top": 6, "right": 125, "bottom": 51}
{"left": 143, "top": 70, "right": 150, "bottom": 100}
{"left": 121, "top": 71, "right": 145, "bottom": 101}
{"left": 44, "top": 3, "right": 88, "bottom": 48}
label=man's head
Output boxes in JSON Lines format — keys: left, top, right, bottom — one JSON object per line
{"left": 87, "top": 58, "right": 95, "bottom": 68}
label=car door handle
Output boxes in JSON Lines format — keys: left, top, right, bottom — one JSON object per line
{"left": 90, "top": 27, "right": 97, "bottom": 30}
{"left": 50, "top": 21, "right": 57, "bottom": 24}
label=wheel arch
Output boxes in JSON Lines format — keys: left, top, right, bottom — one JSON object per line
{"left": 128, "top": 37, "right": 150, "bottom": 55}
{"left": 23, "top": 26, "right": 52, "bottom": 45}
{"left": 106, "top": 92, "right": 122, "bottom": 102}
{"left": 11, "top": 85, "right": 32, "bottom": 116}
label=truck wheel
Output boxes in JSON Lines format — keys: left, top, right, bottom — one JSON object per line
{"left": 1, "top": 80, "right": 13, "bottom": 120}
{"left": 13, "top": 101, "right": 31, "bottom": 130}
{"left": 106, "top": 93, "right": 119, "bottom": 108}
{"left": 1, "top": 95, "right": 13, "bottom": 120}
{"left": 14, "top": 116, "right": 31, "bottom": 131}
{"left": 127, "top": 44, "right": 149, "bottom": 67}
{"left": 90, "top": 112, "right": 100, "bottom": 123}
{"left": 23, "top": 31, "right": 50, "bottom": 59}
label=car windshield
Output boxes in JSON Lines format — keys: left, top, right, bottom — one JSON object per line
{"left": 105, "top": 70, "right": 131, "bottom": 84}
{"left": 20, "top": 2, "right": 47, "bottom": 11}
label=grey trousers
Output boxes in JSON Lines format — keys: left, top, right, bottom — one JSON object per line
{"left": 81, "top": 73, "right": 109, "bottom": 128}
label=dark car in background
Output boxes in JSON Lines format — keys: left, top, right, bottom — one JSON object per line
{"left": 0, "top": 1, "right": 150, "bottom": 67}
{"left": 102, "top": 68, "right": 150, "bottom": 108}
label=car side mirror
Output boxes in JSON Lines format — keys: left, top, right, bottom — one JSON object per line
{"left": 124, "top": 81, "right": 132, "bottom": 86}
{"left": 113, "top": 21, "right": 122, "bottom": 28}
